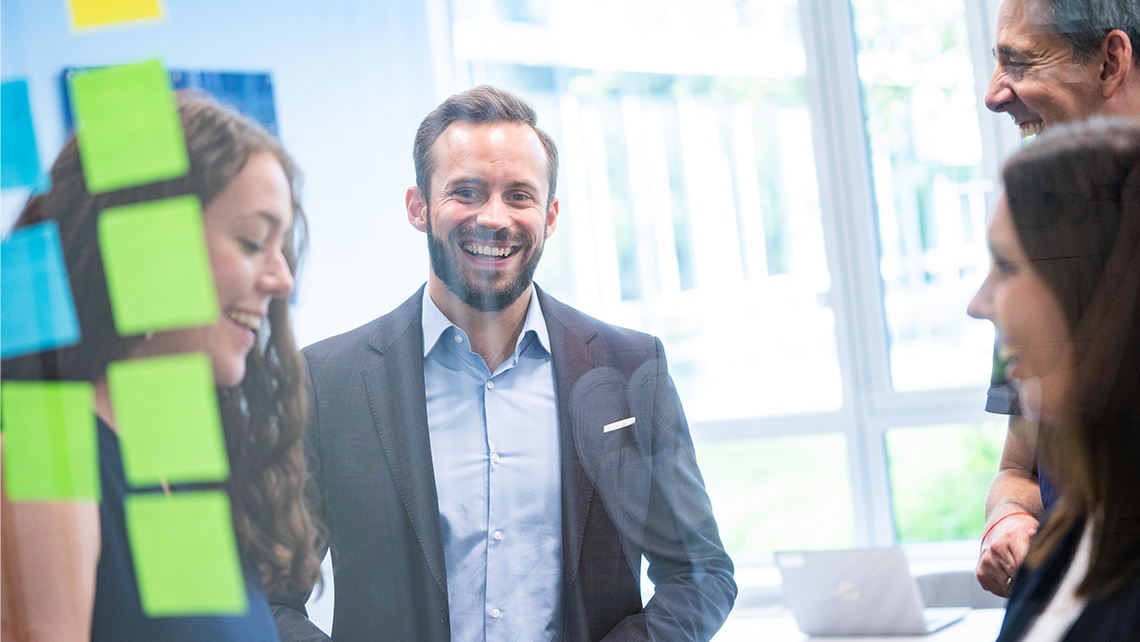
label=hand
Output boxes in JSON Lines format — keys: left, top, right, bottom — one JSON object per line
{"left": 976, "top": 512, "right": 1038, "bottom": 597}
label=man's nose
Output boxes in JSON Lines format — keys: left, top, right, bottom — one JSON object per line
{"left": 985, "top": 70, "right": 1013, "bottom": 113}
{"left": 476, "top": 197, "right": 510, "bottom": 230}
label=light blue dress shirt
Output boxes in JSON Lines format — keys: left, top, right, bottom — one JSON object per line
{"left": 422, "top": 288, "right": 563, "bottom": 642}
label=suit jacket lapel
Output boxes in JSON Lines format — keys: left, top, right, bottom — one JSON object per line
{"left": 538, "top": 287, "right": 600, "bottom": 592}
{"left": 363, "top": 286, "right": 449, "bottom": 598}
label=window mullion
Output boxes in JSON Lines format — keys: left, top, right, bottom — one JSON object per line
{"left": 800, "top": 0, "right": 897, "bottom": 547}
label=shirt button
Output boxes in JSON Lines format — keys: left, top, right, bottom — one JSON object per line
{"left": 486, "top": 380, "right": 494, "bottom": 390}
{"left": 491, "top": 452, "right": 500, "bottom": 464}
{"left": 493, "top": 530, "right": 503, "bottom": 541}
{"left": 491, "top": 608, "right": 501, "bottom": 618}
{"left": 454, "top": 335, "right": 463, "bottom": 343}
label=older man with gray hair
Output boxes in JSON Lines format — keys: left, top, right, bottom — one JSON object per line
{"left": 977, "top": 0, "right": 1140, "bottom": 598}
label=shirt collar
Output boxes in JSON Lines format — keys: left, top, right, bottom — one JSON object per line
{"left": 421, "top": 286, "right": 551, "bottom": 358}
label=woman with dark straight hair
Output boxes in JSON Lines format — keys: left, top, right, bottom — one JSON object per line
{"left": 1, "top": 91, "right": 321, "bottom": 641}
{"left": 969, "top": 117, "right": 1140, "bottom": 640}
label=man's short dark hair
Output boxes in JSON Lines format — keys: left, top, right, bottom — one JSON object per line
{"left": 1045, "top": 0, "right": 1140, "bottom": 65}
{"left": 413, "top": 85, "right": 559, "bottom": 207}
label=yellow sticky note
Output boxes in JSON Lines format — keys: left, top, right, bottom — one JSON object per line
{"left": 67, "top": 0, "right": 164, "bottom": 30}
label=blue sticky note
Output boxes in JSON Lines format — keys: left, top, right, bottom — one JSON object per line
{"left": 1, "top": 221, "right": 81, "bottom": 359}
{"left": 2, "top": 79, "right": 42, "bottom": 189}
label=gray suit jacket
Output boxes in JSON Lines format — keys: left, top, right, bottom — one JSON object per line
{"left": 272, "top": 286, "right": 736, "bottom": 641}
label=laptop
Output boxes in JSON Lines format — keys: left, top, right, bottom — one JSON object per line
{"left": 774, "top": 548, "right": 969, "bottom": 636}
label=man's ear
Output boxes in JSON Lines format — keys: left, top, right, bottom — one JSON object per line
{"left": 545, "top": 196, "right": 559, "bottom": 239}
{"left": 407, "top": 186, "right": 429, "bottom": 233}
{"left": 1100, "top": 29, "right": 1134, "bottom": 99}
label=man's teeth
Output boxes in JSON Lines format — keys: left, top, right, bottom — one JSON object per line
{"left": 464, "top": 243, "right": 512, "bottom": 258}
{"left": 225, "top": 310, "right": 262, "bottom": 331}
{"left": 1020, "top": 122, "right": 1044, "bottom": 139}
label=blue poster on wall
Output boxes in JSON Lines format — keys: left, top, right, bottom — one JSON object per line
{"left": 61, "top": 69, "right": 278, "bottom": 136}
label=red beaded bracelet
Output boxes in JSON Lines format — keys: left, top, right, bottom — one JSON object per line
{"left": 981, "top": 511, "right": 1035, "bottom": 546}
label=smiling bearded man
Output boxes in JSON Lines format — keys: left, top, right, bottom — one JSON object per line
{"left": 270, "top": 85, "right": 737, "bottom": 642}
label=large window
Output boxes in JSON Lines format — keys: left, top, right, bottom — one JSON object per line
{"left": 851, "top": 0, "right": 994, "bottom": 392}
{"left": 437, "top": 0, "right": 1008, "bottom": 575}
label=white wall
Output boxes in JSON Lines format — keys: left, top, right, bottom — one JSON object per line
{"left": 1, "top": 0, "right": 443, "bottom": 346}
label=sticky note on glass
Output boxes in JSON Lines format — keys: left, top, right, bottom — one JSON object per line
{"left": 69, "top": 59, "right": 186, "bottom": 193}
{"left": 67, "top": 0, "right": 164, "bottom": 30}
{"left": 106, "top": 353, "right": 228, "bottom": 486}
{"left": 1, "top": 381, "right": 99, "bottom": 501}
{"left": 99, "top": 195, "right": 218, "bottom": 335}
{"left": 2, "top": 79, "right": 42, "bottom": 189}
{"left": 125, "top": 491, "right": 247, "bottom": 616}
{"left": 1, "top": 221, "right": 81, "bottom": 359}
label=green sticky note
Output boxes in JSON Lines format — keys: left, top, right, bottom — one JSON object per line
{"left": 106, "top": 353, "right": 229, "bottom": 486}
{"left": 124, "top": 491, "right": 248, "bottom": 616}
{"left": 69, "top": 59, "right": 187, "bottom": 193}
{"left": 99, "top": 195, "right": 218, "bottom": 335}
{"left": 1, "top": 381, "right": 99, "bottom": 501}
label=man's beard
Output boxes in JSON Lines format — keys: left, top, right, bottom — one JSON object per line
{"left": 425, "top": 212, "right": 543, "bottom": 312}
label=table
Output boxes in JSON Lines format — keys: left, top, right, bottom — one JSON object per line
{"left": 712, "top": 608, "right": 1006, "bottom": 641}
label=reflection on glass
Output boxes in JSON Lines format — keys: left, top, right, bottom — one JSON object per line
{"left": 851, "top": 0, "right": 993, "bottom": 392}
{"left": 885, "top": 422, "right": 1005, "bottom": 543}
{"left": 696, "top": 434, "right": 853, "bottom": 556}
{"left": 454, "top": 0, "right": 841, "bottom": 420}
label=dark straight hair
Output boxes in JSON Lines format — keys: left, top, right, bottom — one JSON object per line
{"left": 1003, "top": 116, "right": 1140, "bottom": 599}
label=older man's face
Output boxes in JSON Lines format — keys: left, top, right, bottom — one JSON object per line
{"left": 985, "top": 0, "right": 1104, "bottom": 137}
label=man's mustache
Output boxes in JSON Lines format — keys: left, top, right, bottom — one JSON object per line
{"left": 452, "top": 225, "right": 530, "bottom": 245}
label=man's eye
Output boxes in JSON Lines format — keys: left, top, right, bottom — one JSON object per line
{"left": 455, "top": 188, "right": 477, "bottom": 199}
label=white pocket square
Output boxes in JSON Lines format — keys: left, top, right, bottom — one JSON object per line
{"left": 603, "top": 417, "right": 635, "bottom": 433}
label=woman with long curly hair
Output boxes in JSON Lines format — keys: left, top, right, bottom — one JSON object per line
{"left": 1, "top": 91, "right": 321, "bottom": 640}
